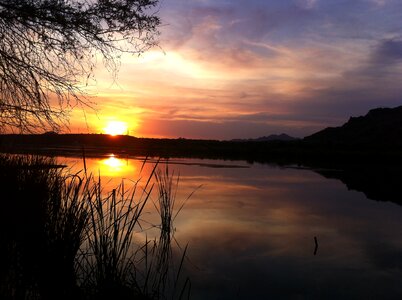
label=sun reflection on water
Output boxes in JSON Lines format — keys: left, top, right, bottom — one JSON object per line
{"left": 98, "top": 154, "right": 136, "bottom": 178}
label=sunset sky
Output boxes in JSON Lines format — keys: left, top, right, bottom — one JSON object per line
{"left": 71, "top": 0, "right": 402, "bottom": 140}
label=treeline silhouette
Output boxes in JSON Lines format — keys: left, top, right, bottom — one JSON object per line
{"left": 0, "top": 131, "right": 401, "bottom": 165}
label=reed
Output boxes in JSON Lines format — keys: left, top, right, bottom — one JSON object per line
{"left": 79, "top": 173, "right": 154, "bottom": 299}
{"left": 152, "top": 164, "right": 192, "bottom": 300}
{"left": 0, "top": 154, "right": 190, "bottom": 300}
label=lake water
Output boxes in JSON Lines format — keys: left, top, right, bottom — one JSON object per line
{"left": 59, "top": 155, "right": 402, "bottom": 299}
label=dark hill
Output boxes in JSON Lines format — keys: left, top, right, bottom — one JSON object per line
{"left": 304, "top": 106, "right": 402, "bottom": 147}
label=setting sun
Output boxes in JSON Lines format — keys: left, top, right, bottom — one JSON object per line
{"left": 103, "top": 121, "right": 128, "bottom": 136}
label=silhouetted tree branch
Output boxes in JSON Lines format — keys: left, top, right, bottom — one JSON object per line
{"left": 0, "top": 0, "right": 160, "bottom": 132}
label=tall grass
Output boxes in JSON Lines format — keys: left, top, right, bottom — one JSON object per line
{"left": 0, "top": 154, "right": 189, "bottom": 300}
{"left": 154, "top": 166, "right": 193, "bottom": 298}
{"left": 79, "top": 173, "right": 154, "bottom": 299}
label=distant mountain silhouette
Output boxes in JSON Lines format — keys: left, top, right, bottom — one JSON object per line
{"left": 232, "top": 133, "right": 298, "bottom": 142}
{"left": 304, "top": 106, "right": 402, "bottom": 146}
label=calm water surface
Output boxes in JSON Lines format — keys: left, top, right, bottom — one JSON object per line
{"left": 60, "top": 155, "right": 402, "bottom": 299}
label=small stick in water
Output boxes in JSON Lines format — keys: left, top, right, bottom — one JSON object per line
{"left": 314, "top": 236, "right": 318, "bottom": 256}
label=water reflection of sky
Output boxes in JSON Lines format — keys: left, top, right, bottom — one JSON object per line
{"left": 59, "top": 156, "right": 402, "bottom": 299}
